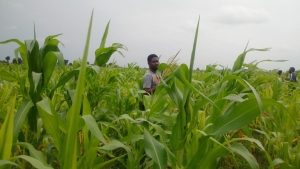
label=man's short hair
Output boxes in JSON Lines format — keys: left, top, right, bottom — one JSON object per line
{"left": 278, "top": 70, "right": 282, "bottom": 75}
{"left": 147, "top": 54, "right": 158, "bottom": 63}
{"left": 290, "top": 67, "right": 295, "bottom": 72}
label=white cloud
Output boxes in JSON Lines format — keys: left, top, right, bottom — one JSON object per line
{"left": 210, "top": 5, "right": 270, "bottom": 25}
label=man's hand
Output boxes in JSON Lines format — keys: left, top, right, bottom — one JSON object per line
{"left": 143, "top": 87, "right": 156, "bottom": 94}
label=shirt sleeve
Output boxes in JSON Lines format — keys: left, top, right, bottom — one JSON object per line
{"left": 143, "top": 74, "right": 153, "bottom": 88}
{"left": 292, "top": 73, "right": 297, "bottom": 82}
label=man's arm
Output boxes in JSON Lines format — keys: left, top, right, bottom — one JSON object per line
{"left": 143, "top": 87, "right": 156, "bottom": 94}
{"left": 143, "top": 74, "right": 156, "bottom": 94}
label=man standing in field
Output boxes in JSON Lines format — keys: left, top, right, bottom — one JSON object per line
{"left": 143, "top": 54, "right": 160, "bottom": 94}
{"left": 286, "top": 67, "right": 298, "bottom": 83}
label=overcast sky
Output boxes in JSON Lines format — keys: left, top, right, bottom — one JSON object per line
{"left": 1, "top": 0, "right": 299, "bottom": 71}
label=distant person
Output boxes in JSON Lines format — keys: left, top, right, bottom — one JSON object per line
{"left": 143, "top": 54, "right": 160, "bottom": 94}
{"left": 286, "top": 67, "right": 298, "bottom": 83}
{"left": 277, "top": 70, "right": 283, "bottom": 82}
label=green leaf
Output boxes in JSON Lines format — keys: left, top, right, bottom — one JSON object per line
{"left": 210, "top": 99, "right": 261, "bottom": 136}
{"left": 0, "top": 39, "right": 28, "bottom": 68}
{"left": 158, "top": 63, "right": 170, "bottom": 73}
{"left": 186, "top": 136, "right": 210, "bottom": 169}
{"left": 13, "top": 155, "right": 53, "bottom": 169}
{"left": 49, "top": 69, "right": 79, "bottom": 97}
{"left": 272, "top": 158, "right": 284, "bottom": 166}
{"left": 223, "top": 94, "right": 246, "bottom": 102}
{"left": 44, "top": 33, "right": 62, "bottom": 45}
{"left": 232, "top": 43, "right": 270, "bottom": 72}
{"left": 100, "top": 20, "right": 110, "bottom": 48}
{"left": 0, "top": 96, "right": 16, "bottom": 160}
{"left": 42, "top": 52, "right": 58, "bottom": 91}
{"left": 229, "top": 142, "right": 259, "bottom": 169}
{"left": 54, "top": 51, "right": 65, "bottom": 70}
{"left": 17, "top": 142, "right": 45, "bottom": 164}
{"left": 189, "top": 16, "right": 200, "bottom": 82}
{"left": 94, "top": 46, "right": 117, "bottom": 67}
{"left": 63, "top": 10, "right": 93, "bottom": 169}
{"left": 36, "top": 98, "right": 60, "bottom": 151}
{"left": 0, "top": 38, "right": 25, "bottom": 47}
{"left": 91, "top": 154, "right": 126, "bottom": 169}
{"left": 81, "top": 115, "right": 107, "bottom": 144}
{"left": 0, "top": 71, "right": 19, "bottom": 82}
{"left": 13, "top": 99, "right": 34, "bottom": 143}
{"left": 223, "top": 75, "right": 262, "bottom": 112}
{"left": 144, "top": 129, "right": 167, "bottom": 169}
{"left": 32, "top": 72, "right": 42, "bottom": 93}
{"left": 0, "top": 160, "right": 19, "bottom": 168}
{"left": 26, "top": 40, "right": 41, "bottom": 73}
{"left": 99, "top": 140, "right": 134, "bottom": 169}
{"left": 201, "top": 144, "right": 229, "bottom": 169}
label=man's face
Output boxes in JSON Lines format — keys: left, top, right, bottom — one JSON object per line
{"left": 148, "top": 57, "right": 159, "bottom": 71}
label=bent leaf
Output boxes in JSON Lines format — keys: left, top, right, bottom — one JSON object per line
{"left": 144, "top": 129, "right": 167, "bottom": 169}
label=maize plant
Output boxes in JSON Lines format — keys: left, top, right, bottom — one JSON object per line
{"left": 0, "top": 11, "right": 300, "bottom": 169}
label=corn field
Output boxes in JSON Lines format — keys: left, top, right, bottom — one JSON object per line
{"left": 0, "top": 12, "right": 300, "bottom": 169}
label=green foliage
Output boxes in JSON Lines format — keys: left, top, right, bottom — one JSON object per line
{"left": 1, "top": 12, "right": 300, "bottom": 169}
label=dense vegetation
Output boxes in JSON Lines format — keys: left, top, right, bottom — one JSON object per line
{"left": 0, "top": 12, "right": 299, "bottom": 169}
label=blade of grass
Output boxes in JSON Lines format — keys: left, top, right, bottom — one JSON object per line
{"left": 63, "top": 10, "right": 94, "bottom": 169}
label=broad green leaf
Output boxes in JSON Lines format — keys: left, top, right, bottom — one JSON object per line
{"left": 36, "top": 98, "right": 60, "bottom": 151}
{"left": 0, "top": 38, "right": 24, "bottom": 47}
{"left": 99, "top": 140, "right": 134, "bottom": 169}
{"left": 228, "top": 137, "right": 273, "bottom": 168}
{"left": 81, "top": 115, "right": 107, "bottom": 144}
{"left": 0, "top": 160, "right": 19, "bottom": 168}
{"left": 0, "top": 71, "right": 19, "bottom": 82}
{"left": 232, "top": 44, "right": 270, "bottom": 72}
{"left": 0, "top": 38, "right": 28, "bottom": 68}
{"left": 229, "top": 142, "right": 259, "bottom": 169}
{"left": 13, "top": 99, "right": 33, "bottom": 143}
{"left": 49, "top": 69, "right": 78, "bottom": 97}
{"left": 0, "top": 96, "right": 16, "bottom": 160}
{"left": 26, "top": 40, "right": 41, "bottom": 73}
{"left": 32, "top": 72, "right": 42, "bottom": 92}
{"left": 13, "top": 155, "right": 53, "bottom": 169}
{"left": 53, "top": 51, "right": 65, "bottom": 70}
{"left": 88, "top": 65, "right": 100, "bottom": 74}
{"left": 186, "top": 136, "right": 210, "bottom": 169}
{"left": 210, "top": 99, "right": 261, "bottom": 136}
{"left": 173, "top": 64, "right": 220, "bottom": 112}
{"left": 223, "top": 94, "right": 246, "bottom": 102}
{"left": 42, "top": 52, "right": 58, "bottom": 91}
{"left": 44, "top": 33, "right": 62, "bottom": 45}
{"left": 223, "top": 75, "right": 262, "bottom": 112}
{"left": 201, "top": 145, "right": 229, "bottom": 169}
{"left": 158, "top": 63, "right": 170, "bottom": 72}
{"left": 17, "top": 142, "right": 45, "bottom": 164}
{"left": 272, "top": 158, "right": 284, "bottom": 166}
{"left": 150, "top": 93, "right": 169, "bottom": 114}
{"left": 144, "top": 129, "right": 167, "bottom": 169}
{"left": 94, "top": 46, "right": 117, "bottom": 66}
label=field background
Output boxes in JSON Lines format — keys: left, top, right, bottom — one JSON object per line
{"left": 0, "top": 16, "right": 300, "bottom": 169}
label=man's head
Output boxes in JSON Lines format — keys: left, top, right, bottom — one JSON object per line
{"left": 147, "top": 54, "right": 159, "bottom": 72}
{"left": 289, "top": 67, "right": 295, "bottom": 73}
{"left": 278, "top": 70, "right": 282, "bottom": 75}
